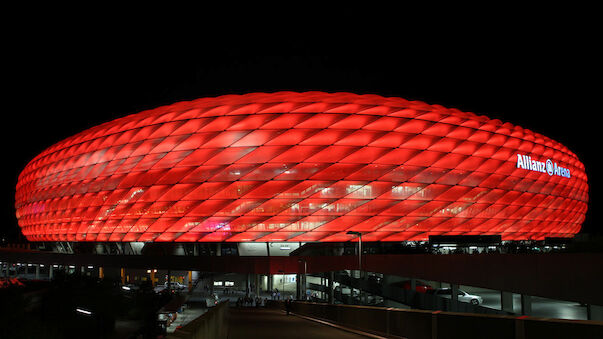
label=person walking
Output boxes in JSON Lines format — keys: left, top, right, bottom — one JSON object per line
{"left": 285, "top": 298, "right": 292, "bottom": 315}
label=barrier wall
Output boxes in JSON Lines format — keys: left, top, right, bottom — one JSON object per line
{"left": 168, "top": 301, "right": 228, "bottom": 339}
{"left": 289, "top": 301, "right": 603, "bottom": 339}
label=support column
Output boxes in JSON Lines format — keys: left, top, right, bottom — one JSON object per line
{"left": 296, "top": 273, "right": 301, "bottom": 300}
{"left": 501, "top": 291, "right": 514, "bottom": 313}
{"left": 49, "top": 265, "right": 53, "bottom": 280}
{"left": 320, "top": 276, "right": 325, "bottom": 301}
{"left": 188, "top": 271, "right": 193, "bottom": 292}
{"left": 268, "top": 274, "right": 273, "bottom": 297}
{"left": 301, "top": 273, "right": 306, "bottom": 300}
{"left": 410, "top": 277, "right": 417, "bottom": 292}
{"left": 99, "top": 267, "right": 104, "bottom": 280}
{"left": 210, "top": 274, "right": 214, "bottom": 294}
{"left": 120, "top": 268, "right": 125, "bottom": 285}
{"left": 328, "top": 271, "right": 334, "bottom": 304}
{"left": 521, "top": 294, "right": 532, "bottom": 316}
{"left": 35, "top": 264, "right": 40, "bottom": 280}
{"left": 587, "top": 305, "right": 603, "bottom": 321}
{"left": 255, "top": 273, "right": 260, "bottom": 296}
{"left": 150, "top": 270, "right": 156, "bottom": 287}
{"left": 361, "top": 274, "right": 368, "bottom": 305}
{"left": 451, "top": 284, "right": 459, "bottom": 311}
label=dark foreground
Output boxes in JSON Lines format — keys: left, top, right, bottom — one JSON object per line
{"left": 227, "top": 307, "right": 368, "bottom": 339}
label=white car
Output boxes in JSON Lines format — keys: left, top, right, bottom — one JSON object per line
{"left": 434, "top": 288, "right": 483, "bottom": 305}
{"left": 165, "top": 282, "right": 187, "bottom": 290}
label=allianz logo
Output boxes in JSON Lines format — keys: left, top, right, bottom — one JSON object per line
{"left": 516, "top": 154, "right": 571, "bottom": 178}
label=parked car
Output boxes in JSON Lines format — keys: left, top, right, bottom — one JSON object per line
{"left": 394, "top": 280, "right": 434, "bottom": 293}
{"left": 433, "top": 288, "right": 483, "bottom": 305}
{"left": 366, "top": 295, "right": 384, "bottom": 305}
{"left": 367, "top": 274, "right": 382, "bottom": 284}
{"left": 153, "top": 284, "right": 167, "bottom": 293}
{"left": 0, "top": 277, "right": 25, "bottom": 288}
{"left": 166, "top": 282, "right": 187, "bottom": 291}
{"left": 205, "top": 294, "right": 219, "bottom": 307}
{"left": 334, "top": 285, "right": 352, "bottom": 295}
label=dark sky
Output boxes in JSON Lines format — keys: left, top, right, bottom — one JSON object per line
{"left": 2, "top": 20, "right": 601, "bottom": 241}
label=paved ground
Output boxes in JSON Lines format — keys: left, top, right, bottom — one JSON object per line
{"left": 227, "top": 307, "right": 369, "bottom": 339}
{"left": 462, "top": 286, "right": 588, "bottom": 320}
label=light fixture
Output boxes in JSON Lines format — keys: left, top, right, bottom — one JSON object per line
{"left": 75, "top": 308, "right": 92, "bottom": 315}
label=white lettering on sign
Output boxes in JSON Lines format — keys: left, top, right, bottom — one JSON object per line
{"left": 516, "top": 154, "right": 571, "bottom": 178}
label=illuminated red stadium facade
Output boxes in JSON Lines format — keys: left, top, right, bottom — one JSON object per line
{"left": 15, "top": 92, "right": 588, "bottom": 242}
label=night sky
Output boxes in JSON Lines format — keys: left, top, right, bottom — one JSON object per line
{"left": 3, "top": 22, "right": 600, "bottom": 241}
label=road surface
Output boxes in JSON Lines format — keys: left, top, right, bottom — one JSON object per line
{"left": 227, "top": 307, "right": 369, "bottom": 339}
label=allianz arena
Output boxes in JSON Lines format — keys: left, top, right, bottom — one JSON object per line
{"left": 15, "top": 92, "right": 588, "bottom": 242}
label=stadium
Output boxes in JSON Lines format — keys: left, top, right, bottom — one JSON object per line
{"left": 15, "top": 92, "right": 588, "bottom": 243}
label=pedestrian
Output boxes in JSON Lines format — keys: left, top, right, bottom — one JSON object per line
{"left": 285, "top": 298, "right": 291, "bottom": 315}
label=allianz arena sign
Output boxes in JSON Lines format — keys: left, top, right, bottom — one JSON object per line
{"left": 516, "top": 154, "right": 571, "bottom": 178}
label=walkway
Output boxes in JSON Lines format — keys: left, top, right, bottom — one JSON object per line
{"left": 227, "top": 307, "right": 369, "bottom": 339}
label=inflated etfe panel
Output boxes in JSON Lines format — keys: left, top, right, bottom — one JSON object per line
{"left": 15, "top": 92, "right": 588, "bottom": 242}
